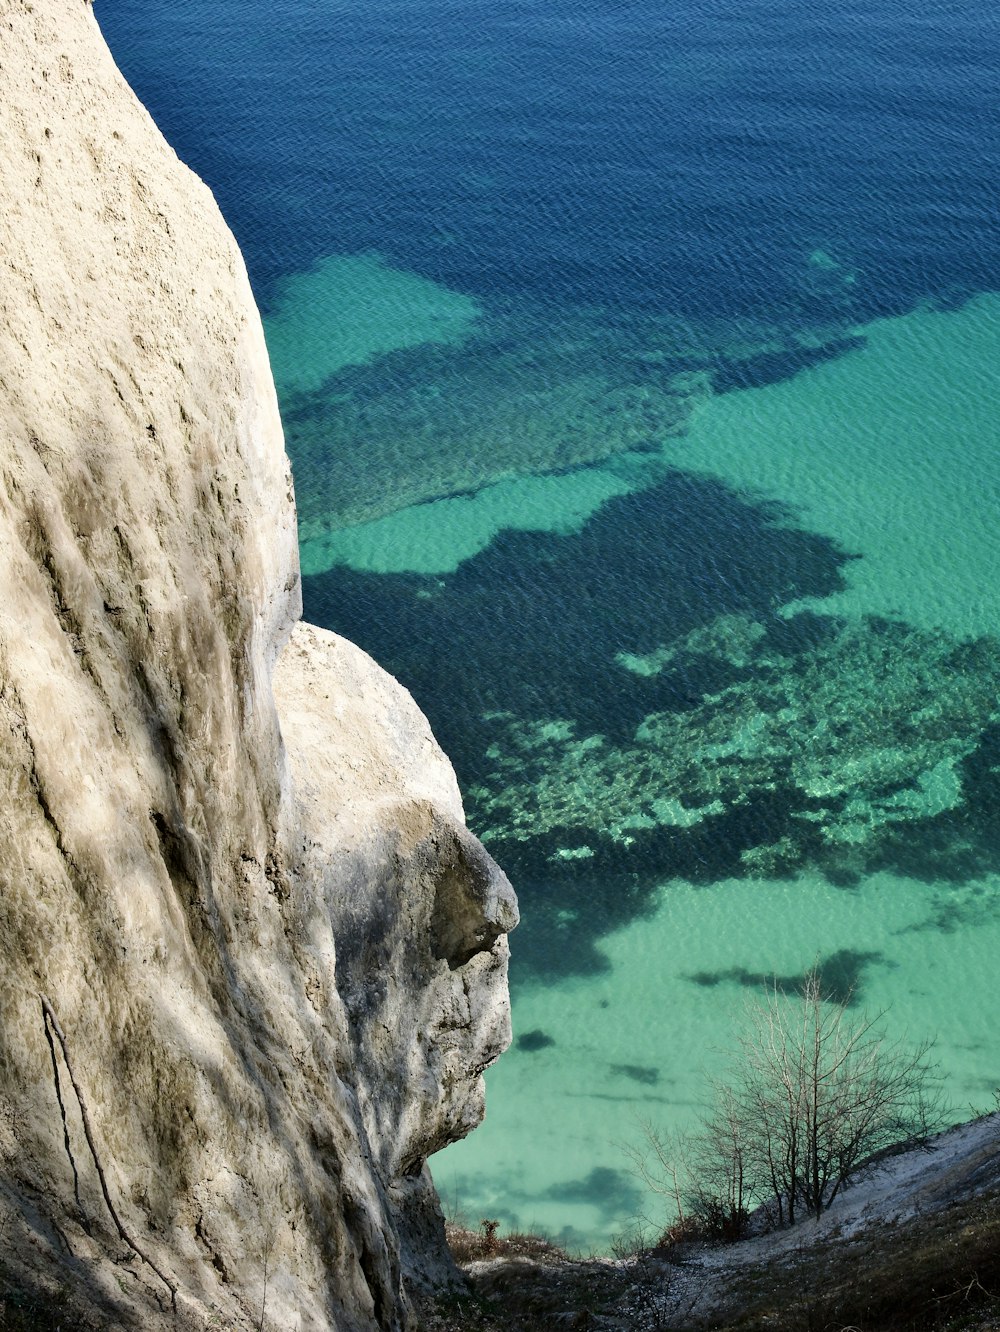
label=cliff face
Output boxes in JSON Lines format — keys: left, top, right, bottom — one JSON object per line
{"left": 0, "top": 3, "right": 516, "bottom": 1328}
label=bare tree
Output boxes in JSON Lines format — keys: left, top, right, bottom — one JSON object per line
{"left": 632, "top": 970, "right": 942, "bottom": 1235}
{"left": 687, "top": 1081, "right": 755, "bottom": 1236}
{"left": 624, "top": 1096, "right": 755, "bottom": 1242}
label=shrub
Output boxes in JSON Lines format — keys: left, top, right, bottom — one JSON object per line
{"left": 631, "top": 968, "right": 943, "bottom": 1233}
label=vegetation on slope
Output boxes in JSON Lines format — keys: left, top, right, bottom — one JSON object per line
{"left": 416, "top": 1188, "right": 1000, "bottom": 1331}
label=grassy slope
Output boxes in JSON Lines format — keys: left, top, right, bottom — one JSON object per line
{"left": 416, "top": 1189, "right": 1000, "bottom": 1332}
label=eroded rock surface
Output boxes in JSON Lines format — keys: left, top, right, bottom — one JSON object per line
{"left": 0, "top": 2, "right": 516, "bottom": 1327}
{"left": 275, "top": 624, "right": 517, "bottom": 1294}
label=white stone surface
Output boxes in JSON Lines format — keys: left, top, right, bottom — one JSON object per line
{"left": 0, "top": 4, "right": 516, "bottom": 1327}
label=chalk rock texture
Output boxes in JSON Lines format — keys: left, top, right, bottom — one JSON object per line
{"left": 0, "top": 3, "right": 516, "bottom": 1329}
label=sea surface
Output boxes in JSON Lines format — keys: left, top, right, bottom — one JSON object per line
{"left": 102, "top": 0, "right": 1000, "bottom": 1248}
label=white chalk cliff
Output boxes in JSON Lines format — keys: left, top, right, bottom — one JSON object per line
{"left": 0, "top": 2, "right": 517, "bottom": 1328}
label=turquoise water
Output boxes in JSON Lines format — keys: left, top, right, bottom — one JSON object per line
{"left": 300, "top": 289, "right": 1000, "bottom": 1248}
{"left": 101, "top": 0, "right": 1000, "bottom": 1250}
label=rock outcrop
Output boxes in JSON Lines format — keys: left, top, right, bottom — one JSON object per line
{"left": 0, "top": 2, "right": 516, "bottom": 1328}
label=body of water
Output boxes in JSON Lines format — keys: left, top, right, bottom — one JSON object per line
{"left": 102, "top": 0, "right": 1000, "bottom": 1248}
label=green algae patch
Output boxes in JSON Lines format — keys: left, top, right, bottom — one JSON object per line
{"left": 280, "top": 285, "right": 865, "bottom": 548}
{"left": 280, "top": 297, "right": 699, "bottom": 542}
{"left": 469, "top": 614, "right": 1000, "bottom": 880}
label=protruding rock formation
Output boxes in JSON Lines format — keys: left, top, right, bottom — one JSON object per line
{"left": 0, "top": 2, "right": 516, "bottom": 1327}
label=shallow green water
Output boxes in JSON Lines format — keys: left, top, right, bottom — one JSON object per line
{"left": 282, "top": 283, "right": 1000, "bottom": 1246}
{"left": 440, "top": 871, "right": 1000, "bottom": 1247}
{"left": 669, "top": 294, "right": 1000, "bottom": 640}
{"left": 293, "top": 292, "right": 1000, "bottom": 638}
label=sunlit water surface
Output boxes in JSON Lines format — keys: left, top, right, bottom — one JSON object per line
{"left": 102, "top": 0, "right": 1000, "bottom": 1248}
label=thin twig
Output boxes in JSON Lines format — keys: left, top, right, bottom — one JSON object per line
{"left": 933, "top": 1273, "right": 995, "bottom": 1305}
{"left": 40, "top": 994, "right": 178, "bottom": 1310}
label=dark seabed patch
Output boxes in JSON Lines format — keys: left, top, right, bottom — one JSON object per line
{"left": 304, "top": 466, "right": 851, "bottom": 977}
{"left": 709, "top": 333, "right": 868, "bottom": 394}
{"left": 563, "top": 1091, "right": 677, "bottom": 1105}
{"left": 305, "top": 469, "right": 1000, "bottom": 983}
{"left": 278, "top": 302, "right": 708, "bottom": 532}
{"left": 516, "top": 1029, "right": 556, "bottom": 1053}
{"left": 303, "top": 467, "right": 850, "bottom": 754}
{"left": 686, "top": 948, "right": 887, "bottom": 1005}
{"left": 895, "top": 880, "right": 1000, "bottom": 937}
{"left": 610, "top": 1063, "right": 661, "bottom": 1086}
{"left": 541, "top": 1167, "right": 644, "bottom": 1222}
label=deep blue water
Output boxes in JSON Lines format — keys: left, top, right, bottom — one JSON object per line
{"left": 103, "top": 0, "right": 999, "bottom": 323}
